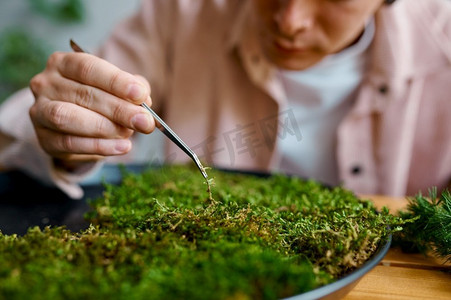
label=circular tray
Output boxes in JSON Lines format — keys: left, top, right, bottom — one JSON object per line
{"left": 0, "top": 166, "right": 391, "bottom": 299}
{"left": 286, "top": 234, "right": 391, "bottom": 299}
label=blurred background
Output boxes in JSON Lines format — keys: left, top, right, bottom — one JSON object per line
{"left": 0, "top": 0, "right": 166, "bottom": 174}
{"left": 0, "top": 0, "right": 141, "bottom": 104}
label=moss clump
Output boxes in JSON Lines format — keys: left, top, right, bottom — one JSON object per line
{"left": 0, "top": 165, "right": 404, "bottom": 299}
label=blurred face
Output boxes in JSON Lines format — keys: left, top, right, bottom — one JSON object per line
{"left": 251, "top": 0, "right": 385, "bottom": 70}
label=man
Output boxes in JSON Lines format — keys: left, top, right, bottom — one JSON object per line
{"left": 0, "top": 0, "right": 450, "bottom": 199}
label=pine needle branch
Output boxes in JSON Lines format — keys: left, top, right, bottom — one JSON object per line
{"left": 393, "top": 188, "right": 451, "bottom": 262}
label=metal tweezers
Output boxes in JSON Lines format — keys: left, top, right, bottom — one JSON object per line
{"left": 69, "top": 39, "right": 208, "bottom": 180}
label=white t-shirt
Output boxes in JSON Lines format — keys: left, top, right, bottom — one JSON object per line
{"left": 276, "top": 19, "right": 375, "bottom": 186}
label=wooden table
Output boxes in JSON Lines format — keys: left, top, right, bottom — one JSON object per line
{"left": 344, "top": 195, "right": 451, "bottom": 300}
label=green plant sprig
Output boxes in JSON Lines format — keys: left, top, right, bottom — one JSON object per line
{"left": 393, "top": 188, "right": 451, "bottom": 261}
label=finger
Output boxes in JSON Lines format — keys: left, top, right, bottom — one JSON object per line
{"left": 30, "top": 98, "right": 134, "bottom": 139}
{"left": 53, "top": 155, "right": 105, "bottom": 173}
{"left": 33, "top": 73, "right": 155, "bottom": 133}
{"left": 134, "top": 75, "right": 151, "bottom": 95}
{"left": 36, "top": 127, "right": 132, "bottom": 157}
{"left": 55, "top": 52, "right": 150, "bottom": 104}
{"left": 55, "top": 154, "right": 105, "bottom": 163}
{"left": 135, "top": 74, "right": 153, "bottom": 107}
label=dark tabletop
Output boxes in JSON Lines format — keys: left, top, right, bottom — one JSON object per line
{"left": 0, "top": 164, "right": 159, "bottom": 235}
{"left": 0, "top": 170, "right": 105, "bottom": 236}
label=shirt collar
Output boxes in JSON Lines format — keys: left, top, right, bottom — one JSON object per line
{"left": 227, "top": 1, "right": 282, "bottom": 96}
{"left": 226, "top": 1, "right": 251, "bottom": 52}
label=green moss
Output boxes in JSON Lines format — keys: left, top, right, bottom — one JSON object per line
{"left": 0, "top": 164, "right": 405, "bottom": 299}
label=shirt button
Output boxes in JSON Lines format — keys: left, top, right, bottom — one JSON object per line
{"left": 351, "top": 165, "right": 363, "bottom": 175}
{"left": 378, "top": 84, "right": 389, "bottom": 94}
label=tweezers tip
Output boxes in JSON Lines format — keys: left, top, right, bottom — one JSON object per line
{"left": 70, "top": 39, "right": 84, "bottom": 53}
{"left": 199, "top": 165, "right": 208, "bottom": 180}
{"left": 193, "top": 157, "right": 208, "bottom": 180}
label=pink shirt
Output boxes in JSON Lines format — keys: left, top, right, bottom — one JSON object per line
{"left": 0, "top": 0, "right": 450, "bottom": 199}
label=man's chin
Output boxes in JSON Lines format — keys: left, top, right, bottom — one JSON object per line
{"left": 265, "top": 52, "right": 324, "bottom": 71}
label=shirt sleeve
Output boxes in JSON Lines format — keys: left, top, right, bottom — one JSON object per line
{"left": 0, "top": 88, "right": 106, "bottom": 199}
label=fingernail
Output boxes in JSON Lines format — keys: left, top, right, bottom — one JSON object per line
{"left": 131, "top": 113, "right": 151, "bottom": 132}
{"left": 127, "top": 83, "right": 145, "bottom": 101}
{"left": 114, "top": 139, "right": 131, "bottom": 153}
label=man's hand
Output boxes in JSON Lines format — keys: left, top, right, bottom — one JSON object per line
{"left": 29, "top": 51, "right": 155, "bottom": 167}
